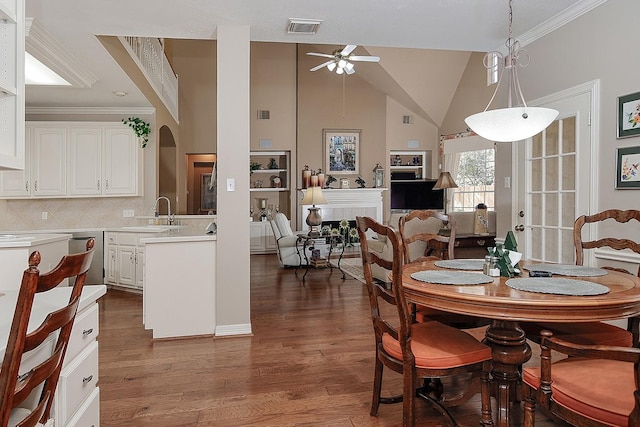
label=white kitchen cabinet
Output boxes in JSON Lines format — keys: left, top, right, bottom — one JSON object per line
{"left": 68, "top": 126, "right": 102, "bottom": 195}
{"left": 105, "top": 231, "right": 146, "bottom": 291}
{"left": 0, "top": 124, "right": 66, "bottom": 197}
{"left": 104, "top": 126, "right": 139, "bottom": 195}
{"left": 0, "top": 0, "right": 25, "bottom": 171}
{"left": 250, "top": 221, "right": 276, "bottom": 254}
{"left": 0, "top": 285, "right": 106, "bottom": 427}
{"left": 0, "top": 121, "right": 141, "bottom": 198}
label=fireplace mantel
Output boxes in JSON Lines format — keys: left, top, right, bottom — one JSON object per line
{"left": 299, "top": 188, "right": 386, "bottom": 230}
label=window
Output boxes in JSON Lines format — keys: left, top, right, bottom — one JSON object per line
{"left": 451, "top": 148, "right": 495, "bottom": 212}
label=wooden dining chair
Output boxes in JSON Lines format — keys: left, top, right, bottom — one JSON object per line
{"left": 0, "top": 239, "right": 95, "bottom": 427}
{"left": 522, "top": 209, "right": 640, "bottom": 347}
{"left": 399, "top": 210, "right": 489, "bottom": 328}
{"left": 398, "top": 210, "right": 456, "bottom": 263}
{"left": 356, "top": 216, "right": 493, "bottom": 427}
{"left": 522, "top": 329, "right": 640, "bottom": 427}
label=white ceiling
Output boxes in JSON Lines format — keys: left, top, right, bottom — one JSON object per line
{"left": 24, "top": 0, "right": 605, "bottom": 110}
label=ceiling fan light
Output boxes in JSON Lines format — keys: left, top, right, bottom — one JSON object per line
{"left": 344, "top": 62, "right": 354, "bottom": 72}
{"left": 335, "top": 66, "right": 344, "bottom": 75}
{"left": 465, "top": 107, "right": 559, "bottom": 142}
{"left": 327, "top": 62, "right": 336, "bottom": 72}
{"left": 337, "top": 59, "right": 347, "bottom": 68}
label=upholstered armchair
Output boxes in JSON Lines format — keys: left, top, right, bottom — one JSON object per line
{"left": 270, "top": 213, "right": 306, "bottom": 267}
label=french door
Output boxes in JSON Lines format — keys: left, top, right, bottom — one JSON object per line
{"left": 514, "top": 82, "right": 598, "bottom": 263}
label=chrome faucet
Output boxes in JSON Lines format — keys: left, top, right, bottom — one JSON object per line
{"left": 153, "top": 196, "right": 174, "bottom": 225}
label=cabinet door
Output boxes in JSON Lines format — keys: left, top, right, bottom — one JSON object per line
{"left": 68, "top": 127, "right": 102, "bottom": 195}
{"left": 105, "top": 244, "right": 117, "bottom": 284}
{"left": 250, "top": 222, "right": 265, "bottom": 252}
{"left": 264, "top": 223, "right": 277, "bottom": 251}
{"left": 135, "top": 246, "right": 144, "bottom": 289}
{"left": 32, "top": 126, "right": 67, "bottom": 196}
{"left": 104, "top": 127, "right": 138, "bottom": 195}
{"left": 117, "top": 245, "right": 136, "bottom": 286}
{"left": 0, "top": 125, "right": 30, "bottom": 197}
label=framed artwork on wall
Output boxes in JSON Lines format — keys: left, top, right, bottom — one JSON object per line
{"left": 615, "top": 146, "right": 640, "bottom": 189}
{"left": 617, "top": 91, "right": 640, "bottom": 139}
{"left": 323, "top": 129, "right": 360, "bottom": 175}
{"left": 201, "top": 173, "right": 217, "bottom": 212}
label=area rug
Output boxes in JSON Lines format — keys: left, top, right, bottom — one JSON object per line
{"left": 331, "top": 257, "right": 365, "bottom": 283}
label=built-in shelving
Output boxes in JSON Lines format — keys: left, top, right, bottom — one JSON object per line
{"left": 389, "top": 150, "right": 428, "bottom": 180}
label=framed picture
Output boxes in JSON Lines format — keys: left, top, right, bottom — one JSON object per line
{"left": 617, "top": 91, "right": 640, "bottom": 139}
{"left": 616, "top": 146, "right": 640, "bottom": 189}
{"left": 201, "top": 173, "right": 217, "bottom": 211}
{"left": 323, "top": 129, "right": 360, "bottom": 175}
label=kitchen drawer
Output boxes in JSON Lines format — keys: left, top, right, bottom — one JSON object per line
{"left": 105, "top": 232, "right": 118, "bottom": 245}
{"left": 65, "top": 387, "right": 100, "bottom": 427}
{"left": 57, "top": 341, "right": 99, "bottom": 426}
{"left": 117, "top": 232, "right": 138, "bottom": 246}
{"left": 65, "top": 303, "right": 98, "bottom": 366}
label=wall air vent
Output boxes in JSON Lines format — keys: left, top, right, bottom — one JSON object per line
{"left": 257, "top": 110, "right": 270, "bottom": 120}
{"left": 402, "top": 115, "right": 413, "bottom": 124}
{"left": 287, "top": 19, "right": 322, "bottom": 35}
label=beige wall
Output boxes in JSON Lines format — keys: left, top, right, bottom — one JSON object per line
{"left": 442, "top": 0, "right": 640, "bottom": 248}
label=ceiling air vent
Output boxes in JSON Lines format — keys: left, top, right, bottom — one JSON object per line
{"left": 257, "top": 110, "right": 270, "bottom": 120}
{"left": 402, "top": 115, "right": 413, "bottom": 124}
{"left": 287, "top": 19, "right": 322, "bottom": 35}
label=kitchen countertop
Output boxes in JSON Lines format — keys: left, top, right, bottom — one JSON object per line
{"left": 0, "top": 233, "right": 72, "bottom": 249}
{"left": 139, "top": 227, "right": 217, "bottom": 244}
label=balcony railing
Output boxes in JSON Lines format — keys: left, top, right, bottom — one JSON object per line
{"left": 121, "top": 36, "right": 179, "bottom": 123}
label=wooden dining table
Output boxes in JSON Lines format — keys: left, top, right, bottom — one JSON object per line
{"left": 402, "top": 260, "right": 640, "bottom": 427}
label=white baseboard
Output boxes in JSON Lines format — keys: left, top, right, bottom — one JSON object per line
{"left": 215, "top": 323, "right": 252, "bottom": 337}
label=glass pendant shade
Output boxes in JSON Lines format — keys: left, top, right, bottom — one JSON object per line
{"left": 465, "top": 106, "right": 559, "bottom": 143}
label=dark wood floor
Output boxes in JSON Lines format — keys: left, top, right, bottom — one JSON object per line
{"left": 97, "top": 254, "right": 563, "bottom": 426}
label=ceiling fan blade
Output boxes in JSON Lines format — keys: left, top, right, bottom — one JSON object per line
{"left": 341, "top": 45, "right": 357, "bottom": 56}
{"left": 349, "top": 55, "right": 380, "bottom": 62}
{"left": 307, "top": 52, "right": 335, "bottom": 59}
{"left": 310, "top": 60, "right": 335, "bottom": 72}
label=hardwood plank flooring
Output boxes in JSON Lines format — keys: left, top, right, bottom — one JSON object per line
{"left": 98, "top": 254, "right": 564, "bottom": 426}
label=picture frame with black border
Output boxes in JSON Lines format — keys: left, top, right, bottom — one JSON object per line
{"left": 617, "top": 91, "right": 640, "bottom": 139}
{"left": 615, "top": 146, "right": 640, "bottom": 189}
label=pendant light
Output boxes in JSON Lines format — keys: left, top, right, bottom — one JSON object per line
{"left": 464, "top": 0, "right": 558, "bottom": 142}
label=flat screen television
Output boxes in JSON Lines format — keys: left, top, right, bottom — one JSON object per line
{"left": 390, "top": 180, "right": 444, "bottom": 211}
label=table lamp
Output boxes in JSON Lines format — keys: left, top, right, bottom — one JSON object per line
{"left": 301, "top": 186, "right": 327, "bottom": 237}
{"left": 433, "top": 171, "right": 458, "bottom": 235}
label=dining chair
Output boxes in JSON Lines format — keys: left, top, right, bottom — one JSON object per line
{"left": 522, "top": 209, "right": 640, "bottom": 347}
{"left": 356, "top": 216, "right": 493, "bottom": 427}
{"left": 0, "top": 238, "right": 95, "bottom": 427}
{"left": 398, "top": 210, "right": 456, "bottom": 263}
{"left": 399, "top": 210, "right": 489, "bottom": 328}
{"left": 522, "top": 329, "right": 640, "bottom": 427}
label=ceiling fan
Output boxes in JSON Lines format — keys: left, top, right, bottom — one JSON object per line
{"left": 307, "top": 45, "right": 380, "bottom": 75}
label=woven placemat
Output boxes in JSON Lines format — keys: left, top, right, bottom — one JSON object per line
{"left": 521, "top": 263, "right": 607, "bottom": 277}
{"left": 506, "top": 278, "right": 609, "bottom": 295}
{"left": 411, "top": 270, "right": 494, "bottom": 285}
{"left": 434, "top": 259, "right": 485, "bottom": 271}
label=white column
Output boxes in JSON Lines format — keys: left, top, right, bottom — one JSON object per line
{"left": 215, "top": 26, "right": 251, "bottom": 335}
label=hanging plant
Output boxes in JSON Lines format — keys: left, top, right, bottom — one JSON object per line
{"left": 122, "top": 117, "right": 151, "bottom": 148}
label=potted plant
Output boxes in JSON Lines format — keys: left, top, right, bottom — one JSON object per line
{"left": 122, "top": 117, "right": 151, "bottom": 148}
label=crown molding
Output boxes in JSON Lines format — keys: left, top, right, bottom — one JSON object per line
{"left": 25, "top": 18, "right": 99, "bottom": 88}
{"left": 26, "top": 106, "right": 156, "bottom": 116}
{"left": 518, "top": 0, "right": 608, "bottom": 48}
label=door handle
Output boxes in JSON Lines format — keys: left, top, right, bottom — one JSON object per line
{"left": 515, "top": 224, "right": 525, "bottom": 232}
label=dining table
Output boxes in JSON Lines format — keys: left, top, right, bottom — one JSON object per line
{"left": 401, "top": 259, "right": 640, "bottom": 427}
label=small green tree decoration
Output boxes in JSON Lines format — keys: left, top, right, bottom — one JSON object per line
{"left": 122, "top": 117, "right": 151, "bottom": 148}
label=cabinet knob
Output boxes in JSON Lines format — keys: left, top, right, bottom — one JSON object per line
{"left": 82, "top": 328, "right": 94, "bottom": 336}
{"left": 82, "top": 375, "right": 93, "bottom": 384}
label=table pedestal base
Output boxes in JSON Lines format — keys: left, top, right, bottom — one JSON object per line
{"left": 485, "top": 320, "right": 532, "bottom": 427}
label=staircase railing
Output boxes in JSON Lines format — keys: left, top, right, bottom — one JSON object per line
{"left": 120, "top": 36, "right": 179, "bottom": 123}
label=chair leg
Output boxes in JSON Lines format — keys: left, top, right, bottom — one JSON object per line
{"left": 480, "top": 363, "right": 494, "bottom": 427}
{"left": 371, "top": 356, "right": 384, "bottom": 416}
{"left": 403, "top": 368, "right": 416, "bottom": 427}
{"left": 522, "top": 385, "right": 535, "bottom": 427}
